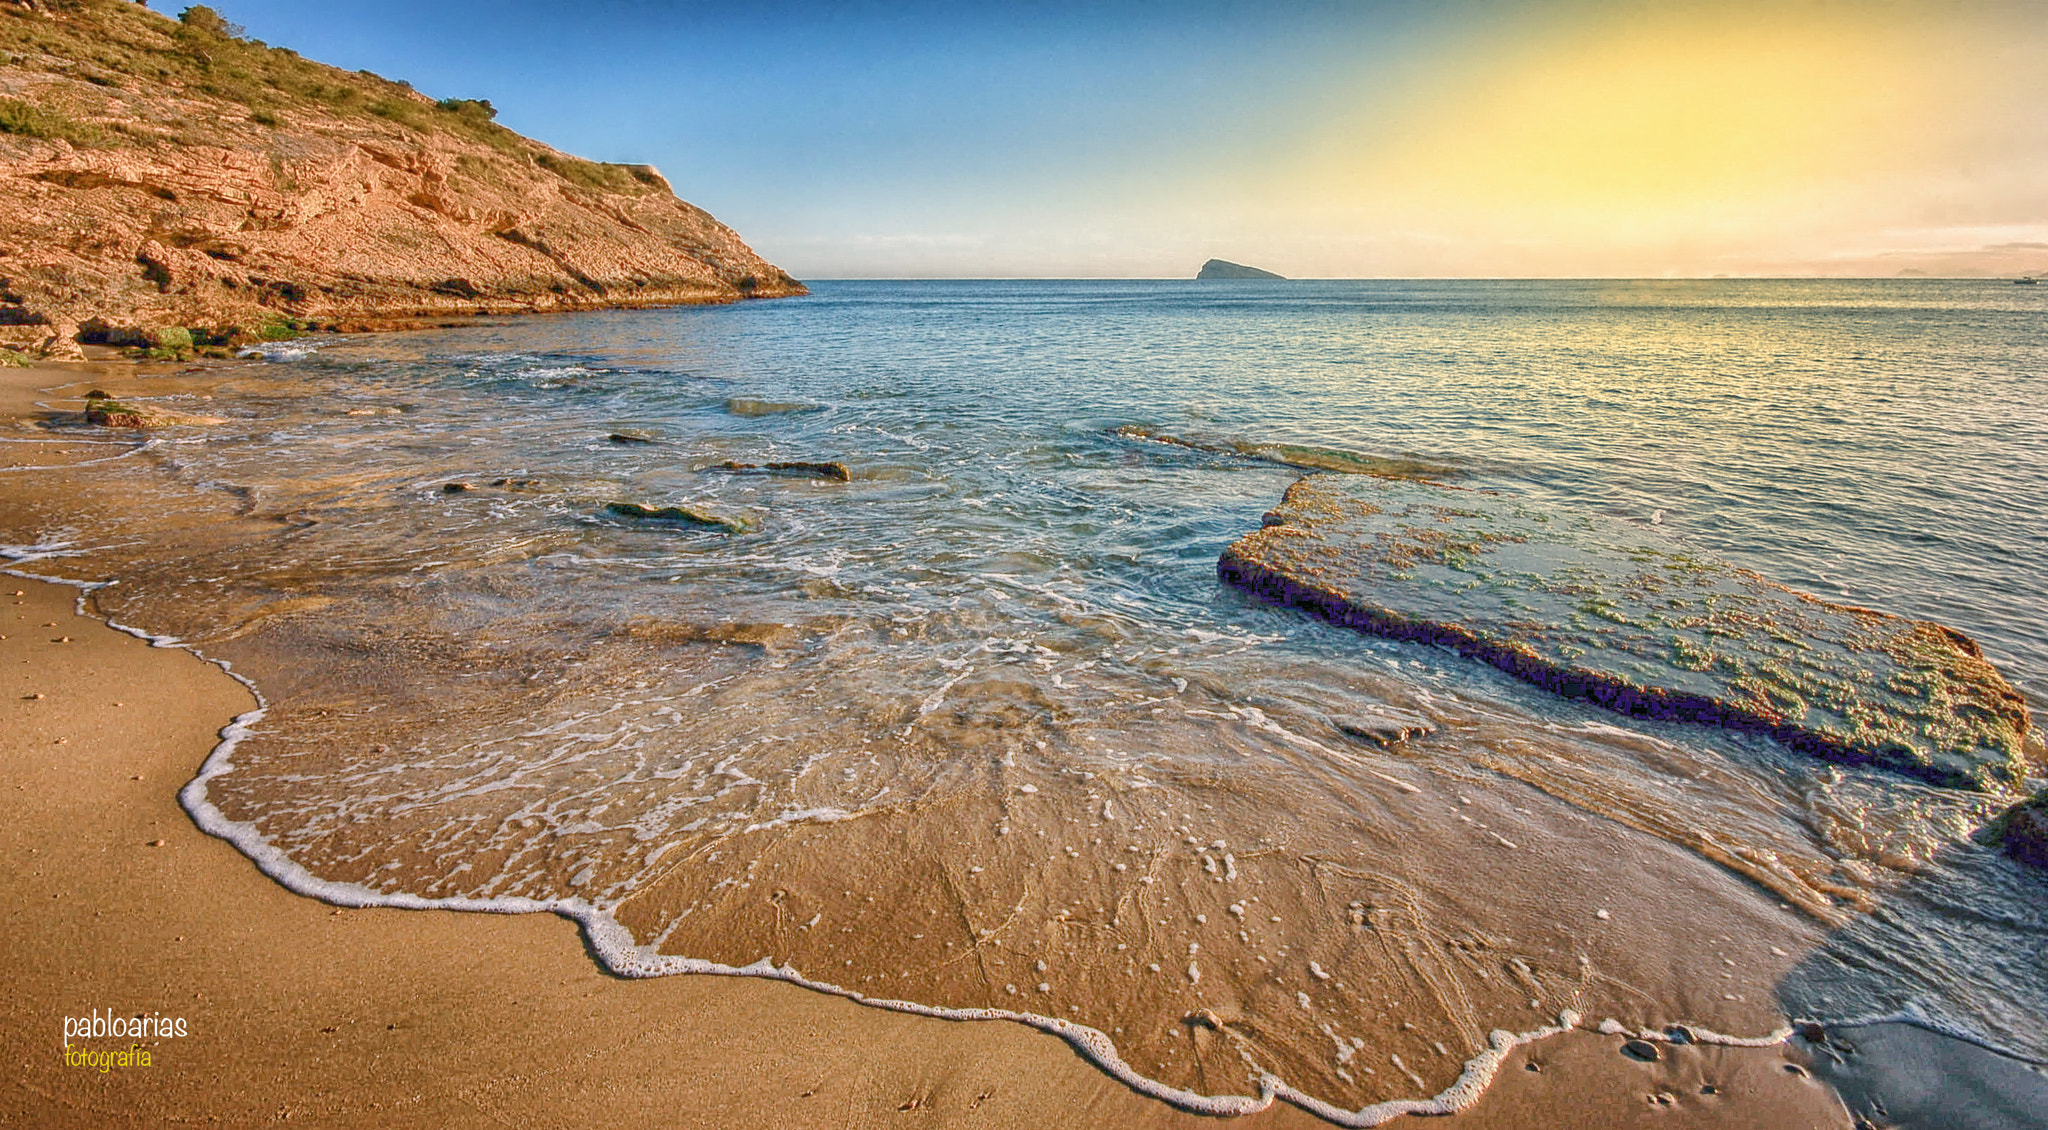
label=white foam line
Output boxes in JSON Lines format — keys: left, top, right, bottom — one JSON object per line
{"left": 0, "top": 437, "right": 136, "bottom": 445}
{"left": 1783, "top": 1004, "right": 2048, "bottom": 1065}
{"left": 0, "top": 436, "right": 160, "bottom": 472}
{"left": 0, "top": 551, "right": 1819, "bottom": 1126}
{"left": 1595, "top": 1016, "right": 1793, "bottom": 1048}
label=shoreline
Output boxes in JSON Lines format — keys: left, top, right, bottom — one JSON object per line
{"left": 3, "top": 356, "right": 1868, "bottom": 1126}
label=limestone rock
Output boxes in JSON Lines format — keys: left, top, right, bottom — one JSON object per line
{"left": 605, "top": 501, "right": 753, "bottom": 534}
{"left": 1219, "top": 474, "right": 2033, "bottom": 790}
{"left": 0, "top": 2, "right": 802, "bottom": 356}
{"left": 82, "top": 389, "right": 222, "bottom": 427}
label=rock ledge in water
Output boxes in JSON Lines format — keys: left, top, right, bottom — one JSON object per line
{"left": 1218, "top": 474, "right": 2032, "bottom": 790}
{"left": 82, "top": 389, "right": 222, "bottom": 428}
{"left": 1111, "top": 424, "right": 1458, "bottom": 479}
{"left": 605, "top": 501, "right": 753, "bottom": 534}
{"left": 724, "top": 399, "right": 822, "bottom": 417}
{"left": 713, "top": 460, "right": 851, "bottom": 481}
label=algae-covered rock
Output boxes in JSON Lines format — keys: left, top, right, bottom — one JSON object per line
{"left": 713, "top": 460, "right": 851, "bottom": 482}
{"left": 1110, "top": 425, "right": 1460, "bottom": 480}
{"left": 82, "top": 389, "right": 223, "bottom": 428}
{"left": 1219, "top": 474, "right": 2032, "bottom": 790}
{"left": 724, "top": 398, "right": 822, "bottom": 417}
{"left": 605, "top": 500, "right": 754, "bottom": 534}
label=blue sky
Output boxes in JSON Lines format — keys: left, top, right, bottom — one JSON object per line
{"left": 206, "top": 1, "right": 2048, "bottom": 279}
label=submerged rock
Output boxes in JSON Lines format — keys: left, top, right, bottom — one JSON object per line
{"left": 604, "top": 500, "right": 754, "bottom": 534}
{"left": 1620, "top": 1039, "right": 1662, "bottom": 1063}
{"left": 1219, "top": 474, "right": 2032, "bottom": 790}
{"left": 724, "top": 398, "right": 822, "bottom": 417}
{"left": 1328, "top": 708, "right": 1436, "bottom": 748}
{"left": 713, "top": 460, "right": 851, "bottom": 482}
{"left": 1111, "top": 425, "right": 1459, "bottom": 479}
{"left": 1196, "top": 259, "right": 1284, "bottom": 280}
{"left": 607, "top": 431, "right": 657, "bottom": 445}
{"left": 81, "top": 390, "right": 222, "bottom": 428}
{"left": 1999, "top": 793, "right": 2048, "bottom": 868}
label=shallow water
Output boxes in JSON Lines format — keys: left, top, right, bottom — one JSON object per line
{"left": 7, "top": 279, "right": 2046, "bottom": 1117}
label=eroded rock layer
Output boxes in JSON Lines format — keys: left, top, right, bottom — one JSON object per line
{"left": 1219, "top": 474, "right": 2032, "bottom": 790}
{"left": 0, "top": 0, "right": 802, "bottom": 357}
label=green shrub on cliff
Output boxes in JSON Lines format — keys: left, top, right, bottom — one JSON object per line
{"left": 0, "top": 96, "right": 101, "bottom": 144}
{"left": 436, "top": 97, "right": 495, "bottom": 121}
{"left": 0, "top": 0, "right": 673, "bottom": 200}
{"left": 174, "top": 6, "right": 243, "bottom": 41}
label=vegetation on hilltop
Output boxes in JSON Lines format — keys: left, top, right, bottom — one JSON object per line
{"left": 0, "top": 0, "right": 801, "bottom": 358}
{"left": 0, "top": 0, "right": 663, "bottom": 194}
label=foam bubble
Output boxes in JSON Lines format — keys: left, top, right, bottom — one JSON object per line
{"left": 237, "top": 341, "right": 323, "bottom": 362}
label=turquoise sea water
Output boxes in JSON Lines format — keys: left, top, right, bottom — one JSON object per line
{"left": 9, "top": 279, "right": 2046, "bottom": 1117}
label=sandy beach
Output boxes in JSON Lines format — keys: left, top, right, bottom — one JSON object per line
{"left": 0, "top": 359, "right": 1862, "bottom": 1127}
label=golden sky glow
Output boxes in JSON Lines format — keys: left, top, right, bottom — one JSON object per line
{"left": 1236, "top": 1, "right": 2048, "bottom": 276}
{"left": 1369, "top": 13, "right": 1926, "bottom": 217}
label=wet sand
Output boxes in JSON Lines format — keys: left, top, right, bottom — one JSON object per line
{"left": 0, "top": 360, "right": 1859, "bottom": 1127}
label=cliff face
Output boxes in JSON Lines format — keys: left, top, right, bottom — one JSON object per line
{"left": 0, "top": 0, "right": 804, "bottom": 358}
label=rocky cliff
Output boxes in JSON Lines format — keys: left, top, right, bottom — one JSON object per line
{"left": 0, "top": 0, "right": 804, "bottom": 359}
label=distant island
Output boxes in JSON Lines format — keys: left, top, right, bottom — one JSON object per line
{"left": 1196, "top": 259, "right": 1284, "bottom": 280}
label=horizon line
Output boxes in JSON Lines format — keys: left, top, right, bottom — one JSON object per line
{"left": 787, "top": 274, "right": 2039, "bottom": 282}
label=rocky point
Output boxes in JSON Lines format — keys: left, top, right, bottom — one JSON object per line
{"left": 0, "top": 0, "right": 802, "bottom": 359}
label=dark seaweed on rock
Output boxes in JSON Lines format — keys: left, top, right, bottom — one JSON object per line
{"left": 712, "top": 460, "right": 851, "bottom": 482}
{"left": 1219, "top": 474, "right": 2033, "bottom": 790}
{"left": 81, "top": 388, "right": 222, "bottom": 428}
{"left": 1110, "top": 424, "right": 1461, "bottom": 480}
{"left": 1997, "top": 792, "right": 2048, "bottom": 867}
{"left": 604, "top": 500, "right": 753, "bottom": 533}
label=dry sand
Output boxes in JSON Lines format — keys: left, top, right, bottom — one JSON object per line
{"left": 1, "top": 360, "right": 1854, "bottom": 1128}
